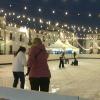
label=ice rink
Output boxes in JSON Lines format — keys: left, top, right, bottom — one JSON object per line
{"left": 0, "top": 59, "right": 100, "bottom": 100}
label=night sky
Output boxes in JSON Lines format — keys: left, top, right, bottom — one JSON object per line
{"left": 0, "top": 0, "right": 100, "bottom": 27}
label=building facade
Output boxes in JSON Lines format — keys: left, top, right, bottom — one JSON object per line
{"left": 2, "top": 16, "right": 100, "bottom": 54}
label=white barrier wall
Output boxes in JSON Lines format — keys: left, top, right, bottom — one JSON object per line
{"left": 48, "top": 54, "right": 74, "bottom": 60}
{"left": 0, "top": 87, "right": 79, "bottom": 100}
{"left": 0, "top": 54, "right": 100, "bottom": 64}
{"left": 0, "top": 55, "right": 13, "bottom": 64}
{"left": 0, "top": 54, "right": 73, "bottom": 64}
{"left": 78, "top": 54, "right": 100, "bottom": 58}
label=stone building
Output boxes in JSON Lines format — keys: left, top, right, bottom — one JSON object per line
{"left": 0, "top": 16, "right": 79, "bottom": 54}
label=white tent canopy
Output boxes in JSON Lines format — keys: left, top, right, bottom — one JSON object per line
{"left": 65, "top": 40, "right": 79, "bottom": 53}
{"left": 48, "top": 39, "right": 67, "bottom": 49}
{"left": 47, "top": 39, "right": 79, "bottom": 53}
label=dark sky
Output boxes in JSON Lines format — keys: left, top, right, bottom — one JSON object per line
{"left": 0, "top": 0, "right": 100, "bottom": 27}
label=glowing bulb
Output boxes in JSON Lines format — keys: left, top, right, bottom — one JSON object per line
{"left": 33, "top": 18, "right": 35, "bottom": 22}
{"left": 9, "top": 4, "right": 12, "bottom": 7}
{"left": 78, "top": 13, "right": 80, "bottom": 16}
{"left": 39, "top": 19, "right": 43, "bottom": 23}
{"left": 55, "top": 22, "right": 59, "bottom": 26}
{"left": 4, "top": 13, "right": 7, "bottom": 16}
{"left": 21, "top": 20, "right": 23, "bottom": 23}
{"left": 52, "top": 10, "right": 55, "bottom": 14}
{"left": 88, "top": 13, "right": 92, "bottom": 17}
{"left": 22, "top": 15, "right": 26, "bottom": 18}
{"left": 46, "top": 21, "right": 51, "bottom": 25}
{"left": 38, "top": 8, "right": 42, "bottom": 12}
{"left": 0, "top": 10, "right": 4, "bottom": 13}
{"left": 40, "top": 25, "right": 43, "bottom": 28}
{"left": 13, "top": 12, "right": 15, "bottom": 15}
{"left": 9, "top": 13, "right": 11, "bottom": 16}
{"left": 65, "top": 12, "right": 68, "bottom": 15}
{"left": 27, "top": 18, "right": 31, "bottom": 21}
{"left": 24, "top": 6, "right": 27, "bottom": 10}
{"left": 17, "top": 15, "right": 21, "bottom": 19}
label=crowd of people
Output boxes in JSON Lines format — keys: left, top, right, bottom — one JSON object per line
{"left": 12, "top": 37, "right": 78, "bottom": 92}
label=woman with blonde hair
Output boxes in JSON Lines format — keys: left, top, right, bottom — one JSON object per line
{"left": 26, "top": 38, "right": 51, "bottom": 92}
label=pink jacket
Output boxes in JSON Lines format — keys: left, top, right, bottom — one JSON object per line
{"left": 27, "top": 44, "right": 51, "bottom": 78}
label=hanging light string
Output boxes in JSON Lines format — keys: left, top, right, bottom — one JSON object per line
{"left": 0, "top": 8, "right": 100, "bottom": 40}
{"left": 93, "top": 40, "right": 100, "bottom": 49}
{"left": 0, "top": 8, "right": 100, "bottom": 31}
{"left": 76, "top": 41, "right": 93, "bottom": 51}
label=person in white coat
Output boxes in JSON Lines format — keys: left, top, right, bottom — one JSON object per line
{"left": 12, "top": 46, "right": 26, "bottom": 89}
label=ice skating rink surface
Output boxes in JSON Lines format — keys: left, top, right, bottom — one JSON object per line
{"left": 0, "top": 59, "right": 100, "bottom": 100}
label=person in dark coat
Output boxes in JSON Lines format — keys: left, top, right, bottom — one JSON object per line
{"left": 26, "top": 38, "right": 51, "bottom": 92}
{"left": 71, "top": 58, "right": 78, "bottom": 66}
{"left": 73, "top": 52, "right": 76, "bottom": 59}
{"left": 59, "top": 52, "right": 65, "bottom": 69}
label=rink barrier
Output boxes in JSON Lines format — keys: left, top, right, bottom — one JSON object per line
{"left": 0, "top": 54, "right": 100, "bottom": 65}
{"left": 0, "top": 87, "right": 80, "bottom": 100}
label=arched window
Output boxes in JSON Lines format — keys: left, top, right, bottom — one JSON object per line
{"left": 9, "top": 45, "right": 13, "bottom": 54}
{"left": 10, "top": 33, "right": 13, "bottom": 40}
{"left": 20, "top": 34, "right": 22, "bottom": 41}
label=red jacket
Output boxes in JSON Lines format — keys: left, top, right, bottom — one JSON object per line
{"left": 27, "top": 44, "right": 51, "bottom": 78}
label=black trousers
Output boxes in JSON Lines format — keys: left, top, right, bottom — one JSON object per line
{"left": 59, "top": 61, "right": 64, "bottom": 68}
{"left": 13, "top": 72, "right": 25, "bottom": 89}
{"left": 29, "top": 77, "right": 50, "bottom": 92}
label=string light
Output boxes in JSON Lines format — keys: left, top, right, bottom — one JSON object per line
{"left": 9, "top": 4, "right": 12, "bottom": 8}
{"left": 1, "top": 9, "right": 4, "bottom": 13}
{"left": 0, "top": 8, "right": 100, "bottom": 37}
{"left": 13, "top": 12, "right": 15, "bottom": 16}
{"left": 24, "top": 6, "right": 27, "bottom": 10}
{"left": 27, "top": 18, "right": 31, "bottom": 21}
{"left": 39, "top": 19, "right": 43, "bottom": 23}
{"left": 33, "top": 18, "right": 35, "bottom": 22}
{"left": 88, "top": 13, "right": 92, "bottom": 17}
{"left": 52, "top": 10, "right": 55, "bottom": 14}
{"left": 21, "top": 20, "right": 23, "bottom": 23}
{"left": 8, "top": 13, "right": 11, "bottom": 16}
{"left": 22, "top": 15, "right": 26, "bottom": 18}
{"left": 65, "top": 12, "right": 68, "bottom": 15}
{"left": 4, "top": 13, "right": 7, "bottom": 16}
{"left": 55, "top": 22, "right": 59, "bottom": 26}
{"left": 38, "top": 8, "right": 42, "bottom": 12}
{"left": 77, "top": 13, "right": 80, "bottom": 16}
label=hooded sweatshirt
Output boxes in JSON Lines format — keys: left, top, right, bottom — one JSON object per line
{"left": 27, "top": 44, "right": 51, "bottom": 78}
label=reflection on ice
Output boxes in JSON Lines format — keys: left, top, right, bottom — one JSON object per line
{"left": 50, "top": 88, "right": 60, "bottom": 93}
